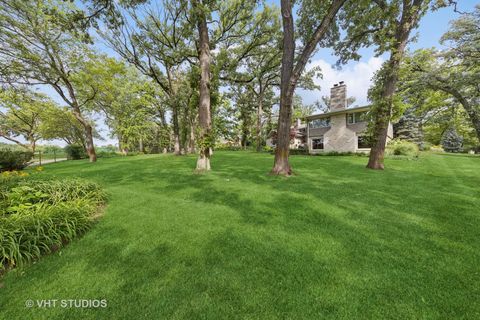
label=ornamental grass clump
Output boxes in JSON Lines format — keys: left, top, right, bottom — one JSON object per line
{"left": 0, "top": 178, "right": 106, "bottom": 272}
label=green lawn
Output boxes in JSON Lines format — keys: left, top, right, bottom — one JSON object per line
{"left": 1, "top": 151, "right": 479, "bottom": 319}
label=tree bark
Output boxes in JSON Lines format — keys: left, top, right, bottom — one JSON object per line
{"left": 256, "top": 85, "right": 264, "bottom": 152}
{"left": 189, "top": 119, "right": 196, "bottom": 154}
{"left": 167, "top": 66, "right": 182, "bottom": 156}
{"left": 84, "top": 122, "right": 97, "bottom": 162}
{"left": 194, "top": 0, "right": 212, "bottom": 171}
{"left": 139, "top": 137, "right": 144, "bottom": 153}
{"left": 30, "top": 139, "right": 36, "bottom": 154}
{"left": 271, "top": 0, "right": 296, "bottom": 175}
{"left": 70, "top": 110, "right": 96, "bottom": 162}
{"left": 172, "top": 109, "right": 181, "bottom": 155}
{"left": 367, "top": 2, "right": 419, "bottom": 169}
{"left": 429, "top": 80, "right": 480, "bottom": 143}
{"left": 272, "top": 0, "right": 346, "bottom": 175}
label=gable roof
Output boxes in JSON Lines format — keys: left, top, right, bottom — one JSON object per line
{"left": 305, "top": 105, "right": 370, "bottom": 120}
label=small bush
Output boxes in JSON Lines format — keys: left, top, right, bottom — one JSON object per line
{"left": 419, "top": 142, "right": 432, "bottom": 151}
{"left": 386, "top": 140, "right": 419, "bottom": 158}
{"left": 262, "top": 145, "right": 273, "bottom": 153}
{"left": 97, "top": 151, "right": 120, "bottom": 158}
{"left": 288, "top": 149, "right": 308, "bottom": 155}
{"left": 441, "top": 127, "right": 463, "bottom": 153}
{"left": 64, "top": 144, "right": 87, "bottom": 160}
{"left": 0, "top": 149, "right": 33, "bottom": 172}
{"left": 0, "top": 178, "right": 105, "bottom": 271}
{"left": 214, "top": 144, "right": 243, "bottom": 151}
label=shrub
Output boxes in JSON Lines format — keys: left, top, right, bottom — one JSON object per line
{"left": 97, "top": 151, "right": 120, "bottom": 158}
{"left": 419, "top": 142, "right": 432, "bottom": 151}
{"left": 214, "top": 144, "right": 243, "bottom": 151}
{"left": 0, "top": 179, "right": 105, "bottom": 271}
{"left": 441, "top": 127, "right": 463, "bottom": 153}
{"left": 64, "top": 144, "right": 87, "bottom": 160}
{"left": 262, "top": 145, "right": 273, "bottom": 153}
{"left": 0, "top": 149, "right": 33, "bottom": 172}
{"left": 386, "top": 139, "right": 419, "bottom": 158}
{"left": 288, "top": 149, "right": 308, "bottom": 155}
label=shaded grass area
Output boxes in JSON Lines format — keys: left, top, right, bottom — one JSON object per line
{"left": 0, "top": 152, "right": 479, "bottom": 319}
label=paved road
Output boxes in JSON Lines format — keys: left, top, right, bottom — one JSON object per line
{"left": 29, "top": 158, "right": 68, "bottom": 166}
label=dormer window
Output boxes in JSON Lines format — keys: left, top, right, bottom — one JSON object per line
{"left": 347, "top": 111, "right": 368, "bottom": 124}
{"left": 309, "top": 118, "right": 330, "bottom": 128}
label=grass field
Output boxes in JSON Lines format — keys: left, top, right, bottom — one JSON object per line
{"left": 1, "top": 151, "right": 479, "bottom": 319}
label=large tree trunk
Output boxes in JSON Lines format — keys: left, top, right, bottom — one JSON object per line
{"left": 195, "top": 1, "right": 212, "bottom": 172}
{"left": 166, "top": 66, "right": 182, "bottom": 156}
{"left": 139, "top": 137, "right": 144, "bottom": 153}
{"left": 189, "top": 119, "right": 196, "bottom": 154}
{"left": 272, "top": 0, "right": 346, "bottom": 175}
{"left": 70, "top": 105, "right": 97, "bottom": 162}
{"left": 459, "top": 101, "right": 480, "bottom": 143}
{"left": 256, "top": 87, "right": 264, "bottom": 152}
{"left": 172, "top": 102, "right": 181, "bottom": 156}
{"left": 271, "top": 0, "right": 295, "bottom": 175}
{"left": 367, "top": 6, "right": 416, "bottom": 169}
{"left": 84, "top": 123, "right": 97, "bottom": 162}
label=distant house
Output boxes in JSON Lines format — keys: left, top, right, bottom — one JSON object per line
{"left": 266, "top": 119, "right": 307, "bottom": 149}
{"left": 305, "top": 82, "right": 393, "bottom": 153}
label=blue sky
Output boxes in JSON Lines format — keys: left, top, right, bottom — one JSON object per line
{"left": 2, "top": 0, "right": 477, "bottom": 147}
{"left": 299, "top": 0, "right": 478, "bottom": 107}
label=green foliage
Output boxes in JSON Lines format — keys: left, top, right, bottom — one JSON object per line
{"left": 386, "top": 139, "right": 420, "bottom": 158}
{"left": 196, "top": 130, "right": 216, "bottom": 151}
{"left": 262, "top": 145, "right": 273, "bottom": 153}
{"left": 97, "top": 151, "right": 120, "bottom": 158}
{"left": 64, "top": 145, "right": 87, "bottom": 160}
{"left": 441, "top": 127, "right": 463, "bottom": 153}
{"left": 0, "top": 149, "right": 33, "bottom": 172}
{"left": 0, "top": 88, "right": 60, "bottom": 151}
{"left": 0, "top": 178, "right": 105, "bottom": 270}
{"left": 214, "top": 144, "right": 243, "bottom": 151}
{"left": 288, "top": 149, "right": 308, "bottom": 156}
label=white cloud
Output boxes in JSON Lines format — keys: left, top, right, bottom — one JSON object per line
{"left": 298, "top": 57, "right": 384, "bottom": 107}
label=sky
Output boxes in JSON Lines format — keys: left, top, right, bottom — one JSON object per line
{"left": 1, "top": 0, "right": 477, "bottom": 147}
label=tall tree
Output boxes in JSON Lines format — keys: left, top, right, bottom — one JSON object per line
{"left": 188, "top": 0, "right": 274, "bottom": 170}
{"left": 335, "top": 0, "right": 453, "bottom": 169}
{"left": 272, "top": 0, "right": 347, "bottom": 175}
{"left": 0, "top": 0, "right": 100, "bottom": 162}
{"left": 191, "top": 0, "right": 213, "bottom": 170}
{"left": 0, "top": 88, "right": 57, "bottom": 152}
{"left": 40, "top": 107, "right": 95, "bottom": 148}
{"left": 101, "top": 0, "right": 193, "bottom": 155}
{"left": 402, "top": 6, "right": 480, "bottom": 144}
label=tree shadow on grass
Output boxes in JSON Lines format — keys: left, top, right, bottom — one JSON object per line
{"left": 11, "top": 152, "right": 478, "bottom": 319}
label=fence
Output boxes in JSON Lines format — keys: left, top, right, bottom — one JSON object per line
{"left": 32, "top": 150, "right": 68, "bottom": 166}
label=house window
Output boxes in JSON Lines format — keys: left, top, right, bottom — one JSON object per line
{"left": 357, "top": 135, "right": 371, "bottom": 149}
{"left": 347, "top": 111, "right": 368, "bottom": 124}
{"left": 312, "top": 137, "right": 324, "bottom": 150}
{"left": 309, "top": 118, "right": 330, "bottom": 128}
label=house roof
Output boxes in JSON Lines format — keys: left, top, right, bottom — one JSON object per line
{"left": 305, "top": 105, "right": 370, "bottom": 120}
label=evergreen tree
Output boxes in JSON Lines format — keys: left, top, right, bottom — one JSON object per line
{"left": 441, "top": 127, "right": 463, "bottom": 153}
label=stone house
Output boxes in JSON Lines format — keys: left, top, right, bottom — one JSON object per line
{"left": 306, "top": 82, "right": 393, "bottom": 153}
{"left": 266, "top": 119, "right": 307, "bottom": 149}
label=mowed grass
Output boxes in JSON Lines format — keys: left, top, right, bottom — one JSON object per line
{"left": 1, "top": 151, "right": 479, "bottom": 319}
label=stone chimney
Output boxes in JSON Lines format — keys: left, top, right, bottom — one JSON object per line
{"left": 330, "top": 81, "right": 346, "bottom": 111}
